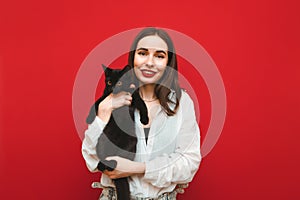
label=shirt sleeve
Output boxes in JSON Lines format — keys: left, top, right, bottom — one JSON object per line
{"left": 143, "top": 92, "right": 201, "bottom": 187}
{"left": 81, "top": 117, "right": 107, "bottom": 172}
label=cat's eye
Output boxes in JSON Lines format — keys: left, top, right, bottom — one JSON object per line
{"left": 116, "top": 81, "right": 122, "bottom": 86}
{"left": 107, "top": 81, "right": 112, "bottom": 85}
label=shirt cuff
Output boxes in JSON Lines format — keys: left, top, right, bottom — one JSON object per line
{"left": 95, "top": 116, "right": 107, "bottom": 128}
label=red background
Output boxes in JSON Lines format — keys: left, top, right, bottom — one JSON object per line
{"left": 1, "top": 0, "right": 300, "bottom": 199}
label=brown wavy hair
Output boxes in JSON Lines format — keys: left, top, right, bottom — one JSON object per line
{"left": 128, "top": 27, "right": 182, "bottom": 116}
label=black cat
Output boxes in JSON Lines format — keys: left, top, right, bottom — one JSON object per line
{"left": 86, "top": 64, "right": 149, "bottom": 200}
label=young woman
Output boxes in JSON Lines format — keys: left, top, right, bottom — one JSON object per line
{"left": 82, "top": 27, "right": 201, "bottom": 199}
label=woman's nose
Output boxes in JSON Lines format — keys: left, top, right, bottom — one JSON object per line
{"left": 146, "top": 55, "right": 154, "bottom": 67}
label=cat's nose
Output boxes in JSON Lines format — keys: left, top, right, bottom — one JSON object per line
{"left": 129, "top": 84, "right": 136, "bottom": 89}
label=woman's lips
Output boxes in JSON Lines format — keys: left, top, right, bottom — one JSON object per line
{"left": 141, "top": 69, "right": 156, "bottom": 78}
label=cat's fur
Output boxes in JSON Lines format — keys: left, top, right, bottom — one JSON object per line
{"left": 86, "top": 64, "right": 149, "bottom": 200}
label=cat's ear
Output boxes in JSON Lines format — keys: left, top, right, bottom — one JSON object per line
{"left": 122, "top": 65, "right": 132, "bottom": 73}
{"left": 102, "top": 64, "right": 112, "bottom": 75}
{"left": 102, "top": 64, "right": 108, "bottom": 71}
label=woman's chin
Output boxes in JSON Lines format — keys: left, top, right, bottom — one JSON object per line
{"left": 139, "top": 81, "right": 156, "bottom": 86}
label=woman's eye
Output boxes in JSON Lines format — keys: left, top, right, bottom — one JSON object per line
{"left": 156, "top": 54, "right": 165, "bottom": 59}
{"left": 107, "top": 81, "right": 112, "bottom": 85}
{"left": 116, "top": 81, "right": 122, "bottom": 86}
{"left": 138, "top": 51, "right": 147, "bottom": 56}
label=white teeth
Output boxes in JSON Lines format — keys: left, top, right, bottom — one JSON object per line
{"left": 143, "top": 70, "right": 155, "bottom": 74}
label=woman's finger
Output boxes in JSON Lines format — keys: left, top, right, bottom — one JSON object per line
{"left": 104, "top": 170, "right": 113, "bottom": 176}
{"left": 125, "top": 96, "right": 132, "bottom": 102}
{"left": 110, "top": 91, "right": 133, "bottom": 109}
{"left": 122, "top": 99, "right": 131, "bottom": 106}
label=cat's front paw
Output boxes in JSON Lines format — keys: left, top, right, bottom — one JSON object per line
{"left": 97, "top": 160, "right": 117, "bottom": 172}
{"left": 105, "top": 160, "right": 117, "bottom": 171}
{"left": 140, "top": 115, "right": 149, "bottom": 125}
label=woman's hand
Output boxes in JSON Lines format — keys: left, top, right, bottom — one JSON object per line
{"left": 103, "top": 156, "right": 145, "bottom": 179}
{"left": 97, "top": 92, "right": 132, "bottom": 123}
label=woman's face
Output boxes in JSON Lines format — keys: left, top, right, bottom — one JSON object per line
{"left": 134, "top": 35, "right": 168, "bottom": 85}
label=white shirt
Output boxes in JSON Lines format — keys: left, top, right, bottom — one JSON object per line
{"left": 82, "top": 90, "right": 201, "bottom": 198}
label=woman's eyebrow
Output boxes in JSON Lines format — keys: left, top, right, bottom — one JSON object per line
{"left": 137, "top": 48, "right": 167, "bottom": 55}
{"left": 137, "top": 48, "right": 149, "bottom": 51}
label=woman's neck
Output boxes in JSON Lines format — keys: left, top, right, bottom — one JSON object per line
{"left": 139, "top": 84, "right": 157, "bottom": 102}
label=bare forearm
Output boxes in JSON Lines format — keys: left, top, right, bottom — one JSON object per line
{"left": 105, "top": 156, "right": 146, "bottom": 179}
{"left": 129, "top": 161, "right": 146, "bottom": 175}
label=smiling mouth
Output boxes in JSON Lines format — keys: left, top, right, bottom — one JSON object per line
{"left": 141, "top": 70, "right": 157, "bottom": 78}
